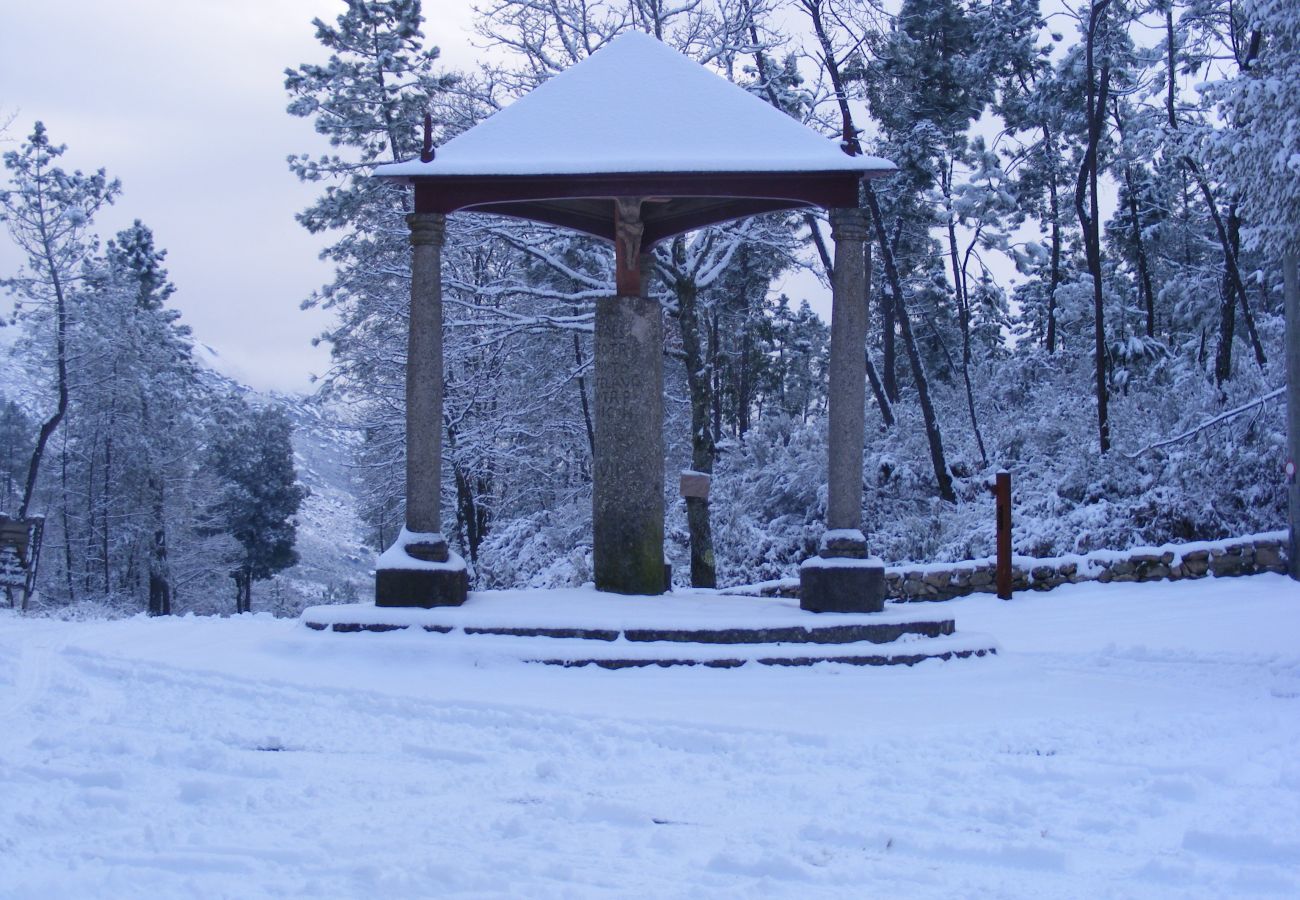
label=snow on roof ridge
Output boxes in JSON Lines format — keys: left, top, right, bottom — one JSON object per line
{"left": 376, "top": 29, "right": 894, "bottom": 178}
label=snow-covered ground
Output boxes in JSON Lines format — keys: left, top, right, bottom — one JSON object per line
{"left": 2, "top": 575, "right": 1299, "bottom": 898}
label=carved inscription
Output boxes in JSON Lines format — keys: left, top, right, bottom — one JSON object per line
{"left": 592, "top": 293, "right": 665, "bottom": 592}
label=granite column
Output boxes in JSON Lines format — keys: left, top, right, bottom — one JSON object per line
{"left": 375, "top": 212, "right": 468, "bottom": 607}
{"left": 800, "top": 207, "right": 884, "bottom": 612}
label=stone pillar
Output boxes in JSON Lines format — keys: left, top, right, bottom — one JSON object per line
{"left": 593, "top": 199, "right": 666, "bottom": 594}
{"left": 825, "top": 208, "right": 869, "bottom": 547}
{"left": 375, "top": 212, "right": 468, "bottom": 607}
{"left": 800, "top": 206, "right": 884, "bottom": 613}
{"left": 406, "top": 213, "right": 445, "bottom": 538}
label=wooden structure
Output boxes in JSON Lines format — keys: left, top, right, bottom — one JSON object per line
{"left": 994, "top": 471, "right": 1012, "bottom": 600}
{"left": 0, "top": 514, "right": 44, "bottom": 610}
{"left": 372, "top": 31, "right": 895, "bottom": 607}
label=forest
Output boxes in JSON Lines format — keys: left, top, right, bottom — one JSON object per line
{"left": 3, "top": 0, "right": 1297, "bottom": 610}
{"left": 0, "top": 150, "right": 305, "bottom": 614}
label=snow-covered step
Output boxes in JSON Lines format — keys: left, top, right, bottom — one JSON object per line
{"left": 300, "top": 588, "right": 997, "bottom": 668}
{"left": 525, "top": 632, "right": 998, "bottom": 670}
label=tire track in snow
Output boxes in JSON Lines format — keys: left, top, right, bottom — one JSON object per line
{"left": 3, "top": 614, "right": 1298, "bottom": 898}
{"left": 0, "top": 624, "right": 76, "bottom": 752}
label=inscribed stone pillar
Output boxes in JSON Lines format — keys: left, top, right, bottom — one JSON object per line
{"left": 594, "top": 204, "right": 665, "bottom": 595}
{"left": 374, "top": 212, "right": 468, "bottom": 607}
{"left": 800, "top": 206, "right": 884, "bottom": 613}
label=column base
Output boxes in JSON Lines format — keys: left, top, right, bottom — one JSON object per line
{"left": 374, "top": 529, "right": 468, "bottom": 608}
{"left": 799, "top": 556, "right": 886, "bottom": 613}
{"left": 594, "top": 558, "right": 671, "bottom": 597}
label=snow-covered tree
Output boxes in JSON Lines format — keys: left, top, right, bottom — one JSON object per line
{"left": 209, "top": 405, "right": 306, "bottom": 614}
{"left": 0, "top": 122, "right": 119, "bottom": 519}
{"left": 1200, "top": 0, "right": 1300, "bottom": 257}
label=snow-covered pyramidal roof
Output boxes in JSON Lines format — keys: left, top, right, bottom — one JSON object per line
{"left": 376, "top": 31, "right": 894, "bottom": 177}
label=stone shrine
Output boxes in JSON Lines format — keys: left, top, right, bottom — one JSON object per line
{"left": 371, "top": 31, "right": 895, "bottom": 612}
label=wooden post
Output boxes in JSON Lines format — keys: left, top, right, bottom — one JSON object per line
{"left": 996, "top": 470, "right": 1012, "bottom": 600}
{"left": 1285, "top": 250, "right": 1300, "bottom": 580}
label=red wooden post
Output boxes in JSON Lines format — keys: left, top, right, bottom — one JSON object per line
{"left": 996, "top": 470, "right": 1012, "bottom": 600}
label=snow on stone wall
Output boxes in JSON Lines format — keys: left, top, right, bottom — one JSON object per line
{"left": 730, "top": 531, "right": 1289, "bottom": 602}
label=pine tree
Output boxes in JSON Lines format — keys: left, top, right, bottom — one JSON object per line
{"left": 287, "top": 0, "right": 462, "bottom": 561}
{"left": 0, "top": 123, "right": 120, "bottom": 520}
{"left": 1201, "top": 0, "right": 1300, "bottom": 258}
{"left": 210, "top": 406, "right": 307, "bottom": 614}
{"left": 52, "top": 221, "right": 206, "bottom": 613}
{"left": 285, "top": 0, "right": 457, "bottom": 416}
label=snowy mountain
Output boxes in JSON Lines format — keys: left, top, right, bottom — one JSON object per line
{"left": 265, "top": 390, "right": 374, "bottom": 610}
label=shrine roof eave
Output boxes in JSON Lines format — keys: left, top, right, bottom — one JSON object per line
{"left": 380, "top": 168, "right": 893, "bottom": 245}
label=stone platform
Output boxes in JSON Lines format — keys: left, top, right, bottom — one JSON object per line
{"left": 300, "top": 588, "right": 997, "bottom": 669}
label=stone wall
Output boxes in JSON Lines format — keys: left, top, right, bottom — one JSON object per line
{"left": 727, "top": 531, "right": 1288, "bottom": 602}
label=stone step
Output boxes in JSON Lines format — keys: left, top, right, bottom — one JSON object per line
{"left": 300, "top": 592, "right": 996, "bottom": 670}
{"left": 531, "top": 640, "right": 996, "bottom": 670}
{"left": 301, "top": 617, "right": 996, "bottom": 669}
{"left": 304, "top": 618, "right": 957, "bottom": 646}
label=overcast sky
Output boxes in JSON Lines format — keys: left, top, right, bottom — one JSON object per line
{"left": 1, "top": 1, "right": 483, "bottom": 394}
{"left": 3, "top": 1, "right": 852, "bottom": 396}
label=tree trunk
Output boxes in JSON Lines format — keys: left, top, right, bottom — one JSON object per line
{"left": 1118, "top": 151, "right": 1156, "bottom": 339}
{"left": 736, "top": 279, "right": 755, "bottom": 437}
{"left": 944, "top": 167, "right": 988, "bottom": 466}
{"left": 865, "top": 185, "right": 956, "bottom": 502}
{"left": 102, "top": 426, "right": 113, "bottom": 593}
{"left": 1215, "top": 280, "right": 1238, "bottom": 384}
{"left": 1197, "top": 176, "right": 1267, "bottom": 374}
{"left": 861, "top": 240, "right": 895, "bottom": 427}
{"left": 1214, "top": 206, "right": 1241, "bottom": 384}
{"left": 672, "top": 256, "right": 717, "bottom": 589}
{"left": 147, "top": 475, "right": 171, "bottom": 616}
{"left": 232, "top": 570, "right": 252, "bottom": 615}
{"left": 446, "top": 420, "right": 490, "bottom": 569}
{"left": 18, "top": 238, "right": 71, "bottom": 522}
{"left": 1044, "top": 124, "right": 1062, "bottom": 354}
{"left": 1077, "top": 1, "right": 1112, "bottom": 454}
{"left": 709, "top": 308, "right": 723, "bottom": 449}
{"left": 1166, "top": 8, "right": 1177, "bottom": 129}
{"left": 571, "top": 305, "right": 595, "bottom": 460}
{"left": 85, "top": 420, "right": 99, "bottom": 596}
{"left": 1285, "top": 250, "right": 1300, "bottom": 580}
{"left": 453, "top": 462, "right": 484, "bottom": 567}
{"left": 881, "top": 277, "right": 898, "bottom": 402}
{"left": 59, "top": 429, "right": 75, "bottom": 601}
{"left": 1165, "top": 7, "right": 1264, "bottom": 374}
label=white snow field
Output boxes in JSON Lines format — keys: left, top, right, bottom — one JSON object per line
{"left": 2, "top": 576, "right": 1299, "bottom": 898}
